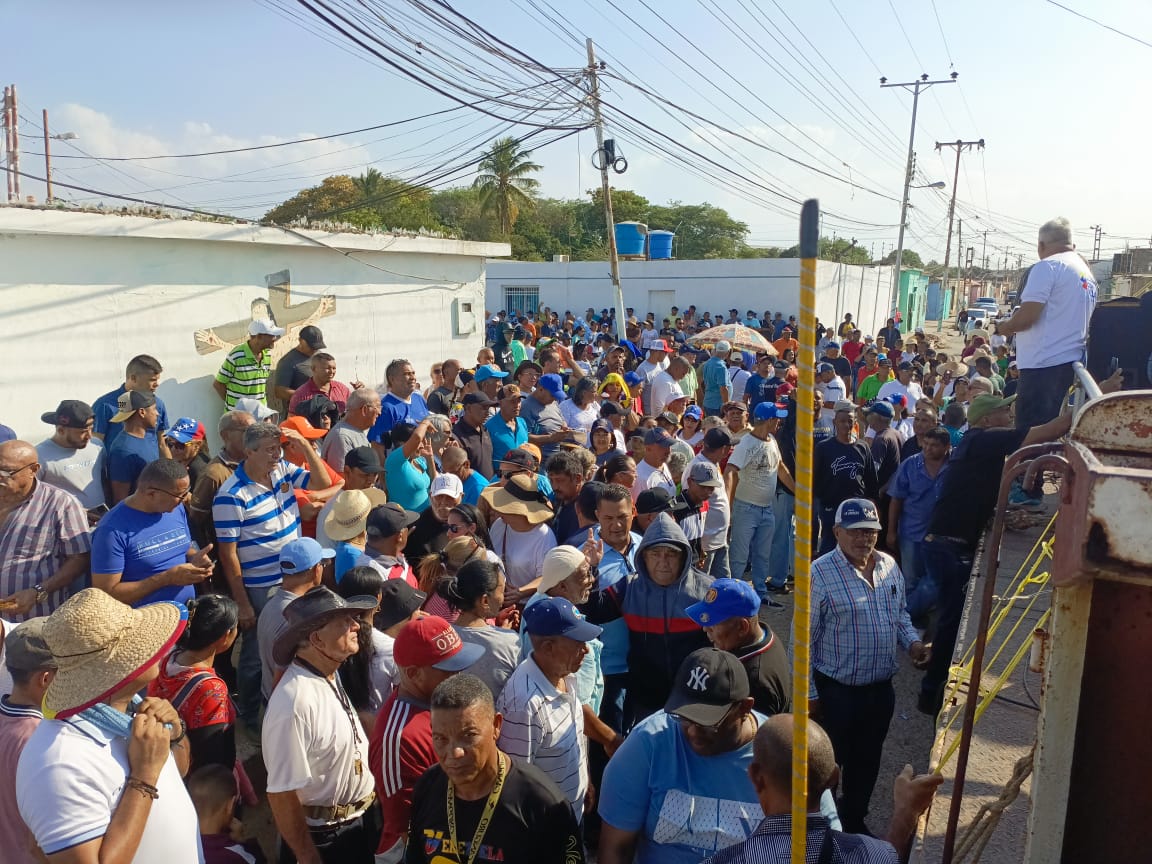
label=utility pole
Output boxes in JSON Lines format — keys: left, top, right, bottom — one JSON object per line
{"left": 42, "top": 108, "right": 53, "bottom": 202}
{"left": 956, "top": 218, "right": 964, "bottom": 306}
{"left": 981, "top": 230, "right": 988, "bottom": 271}
{"left": 585, "top": 39, "right": 626, "bottom": 337}
{"left": 936, "top": 138, "right": 985, "bottom": 318}
{"left": 1090, "top": 224, "right": 1102, "bottom": 261}
{"left": 881, "top": 73, "right": 957, "bottom": 320}
{"left": 2, "top": 85, "right": 20, "bottom": 202}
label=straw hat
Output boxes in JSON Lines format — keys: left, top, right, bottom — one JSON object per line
{"left": 324, "top": 489, "right": 373, "bottom": 542}
{"left": 938, "top": 361, "right": 969, "bottom": 377}
{"left": 42, "top": 588, "right": 187, "bottom": 718}
{"left": 489, "top": 474, "right": 554, "bottom": 524}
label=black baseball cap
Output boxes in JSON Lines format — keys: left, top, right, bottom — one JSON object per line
{"left": 702, "top": 428, "right": 734, "bottom": 450}
{"left": 664, "top": 647, "right": 751, "bottom": 725}
{"left": 462, "top": 393, "right": 497, "bottom": 408}
{"left": 344, "top": 446, "right": 385, "bottom": 474}
{"left": 376, "top": 580, "right": 427, "bottom": 630}
{"left": 41, "top": 400, "right": 95, "bottom": 428}
{"left": 299, "top": 325, "right": 326, "bottom": 349}
{"left": 366, "top": 503, "right": 420, "bottom": 539}
{"left": 500, "top": 448, "right": 539, "bottom": 471}
{"left": 599, "top": 401, "right": 624, "bottom": 418}
{"left": 636, "top": 487, "right": 674, "bottom": 515}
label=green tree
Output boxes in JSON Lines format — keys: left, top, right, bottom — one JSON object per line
{"left": 737, "top": 245, "right": 783, "bottom": 258}
{"left": 648, "top": 202, "right": 749, "bottom": 259}
{"left": 878, "top": 248, "right": 924, "bottom": 269}
{"left": 779, "top": 236, "right": 870, "bottom": 264}
{"left": 473, "top": 137, "right": 541, "bottom": 236}
{"left": 264, "top": 175, "right": 366, "bottom": 225}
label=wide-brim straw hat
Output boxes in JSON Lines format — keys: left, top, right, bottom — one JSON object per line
{"left": 43, "top": 588, "right": 187, "bottom": 718}
{"left": 938, "top": 361, "right": 969, "bottom": 377}
{"left": 489, "top": 474, "right": 554, "bottom": 525}
{"left": 324, "top": 489, "right": 373, "bottom": 542}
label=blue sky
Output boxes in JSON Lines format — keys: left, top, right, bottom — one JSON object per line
{"left": 6, "top": 0, "right": 1150, "bottom": 263}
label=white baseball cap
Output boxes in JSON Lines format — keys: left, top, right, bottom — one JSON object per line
{"left": 249, "top": 318, "right": 285, "bottom": 337}
{"left": 430, "top": 473, "right": 464, "bottom": 500}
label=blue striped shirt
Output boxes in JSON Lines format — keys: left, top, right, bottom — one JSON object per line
{"left": 703, "top": 815, "right": 898, "bottom": 863}
{"left": 801, "top": 546, "right": 920, "bottom": 698}
{"left": 212, "top": 460, "right": 309, "bottom": 587}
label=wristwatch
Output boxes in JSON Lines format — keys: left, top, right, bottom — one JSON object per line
{"left": 33, "top": 584, "right": 48, "bottom": 605}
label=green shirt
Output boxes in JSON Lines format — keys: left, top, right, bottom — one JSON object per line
{"left": 680, "top": 367, "right": 700, "bottom": 402}
{"left": 216, "top": 341, "right": 272, "bottom": 408}
{"left": 856, "top": 372, "right": 891, "bottom": 405}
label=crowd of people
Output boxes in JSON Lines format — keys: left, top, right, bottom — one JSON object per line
{"left": 0, "top": 217, "right": 1111, "bottom": 862}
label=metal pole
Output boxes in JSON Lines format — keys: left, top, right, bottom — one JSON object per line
{"left": 42, "top": 108, "right": 52, "bottom": 202}
{"left": 790, "top": 198, "right": 820, "bottom": 864}
{"left": 585, "top": 39, "right": 627, "bottom": 337}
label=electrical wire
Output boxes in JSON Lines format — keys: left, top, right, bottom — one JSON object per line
{"left": 1044, "top": 0, "right": 1152, "bottom": 51}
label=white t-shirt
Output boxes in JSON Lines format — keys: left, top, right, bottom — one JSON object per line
{"left": 17, "top": 717, "right": 203, "bottom": 862}
{"left": 1015, "top": 251, "right": 1098, "bottom": 369}
{"left": 489, "top": 520, "right": 557, "bottom": 589}
{"left": 35, "top": 439, "right": 106, "bottom": 510}
{"left": 728, "top": 432, "right": 781, "bottom": 507}
{"left": 817, "top": 376, "right": 846, "bottom": 424}
{"left": 876, "top": 379, "right": 926, "bottom": 413}
{"left": 648, "top": 370, "right": 685, "bottom": 417}
{"left": 263, "top": 663, "right": 375, "bottom": 816}
{"left": 688, "top": 453, "right": 729, "bottom": 552}
{"left": 727, "top": 368, "right": 751, "bottom": 404}
{"left": 369, "top": 629, "right": 398, "bottom": 712}
{"left": 632, "top": 459, "right": 675, "bottom": 502}
{"left": 559, "top": 399, "right": 600, "bottom": 447}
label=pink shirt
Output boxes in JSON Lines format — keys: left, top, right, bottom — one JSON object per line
{"left": 0, "top": 697, "right": 42, "bottom": 863}
{"left": 288, "top": 379, "right": 352, "bottom": 414}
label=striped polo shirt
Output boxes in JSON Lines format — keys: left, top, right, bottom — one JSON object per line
{"left": 212, "top": 460, "right": 309, "bottom": 587}
{"left": 496, "top": 656, "right": 587, "bottom": 819}
{"left": 215, "top": 341, "right": 272, "bottom": 408}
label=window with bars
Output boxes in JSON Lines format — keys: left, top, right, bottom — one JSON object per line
{"left": 502, "top": 285, "right": 540, "bottom": 316}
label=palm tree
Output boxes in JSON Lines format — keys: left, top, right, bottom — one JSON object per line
{"left": 353, "top": 167, "right": 384, "bottom": 201}
{"left": 473, "top": 137, "right": 541, "bottom": 236}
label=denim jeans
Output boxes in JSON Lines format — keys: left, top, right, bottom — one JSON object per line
{"left": 703, "top": 546, "right": 731, "bottom": 580}
{"left": 729, "top": 499, "right": 775, "bottom": 597}
{"left": 919, "top": 537, "right": 976, "bottom": 711}
{"left": 898, "top": 536, "right": 924, "bottom": 594}
{"left": 238, "top": 583, "right": 276, "bottom": 728}
{"left": 768, "top": 490, "right": 795, "bottom": 588}
{"left": 817, "top": 505, "right": 839, "bottom": 557}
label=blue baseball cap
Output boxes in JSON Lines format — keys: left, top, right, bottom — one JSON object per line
{"left": 824, "top": 340, "right": 840, "bottom": 350}
{"left": 538, "top": 373, "right": 566, "bottom": 400}
{"left": 835, "top": 498, "right": 882, "bottom": 530}
{"left": 865, "top": 400, "right": 894, "bottom": 419}
{"left": 752, "top": 401, "right": 787, "bottom": 422}
{"left": 474, "top": 364, "right": 509, "bottom": 383}
{"left": 624, "top": 371, "right": 644, "bottom": 387}
{"left": 643, "top": 427, "right": 674, "bottom": 447}
{"left": 166, "top": 417, "right": 205, "bottom": 445}
{"left": 523, "top": 597, "right": 603, "bottom": 641}
{"left": 279, "top": 537, "right": 336, "bottom": 574}
{"left": 683, "top": 404, "right": 703, "bottom": 421}
{"left": 686, "top": 578, "right": 761, "bottom": 626}
{"left": 816, "top": 362, "right": 835, "bottom": 374}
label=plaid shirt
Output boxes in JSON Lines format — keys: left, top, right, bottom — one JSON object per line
{"left": 802, "top": 546, "right": 919, "bottom": 698}
{"left": 703, "top": 815, "right": 899, "bottom": 863}
{"left": 0, "top": 480, "right": 90, "bottom": 620}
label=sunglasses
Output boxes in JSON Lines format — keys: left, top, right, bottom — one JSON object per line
{"left": 446, "top": 523, "right": 473, "bottom": 534}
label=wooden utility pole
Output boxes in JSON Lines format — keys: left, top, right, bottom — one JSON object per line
{"left": 585, "top": 39, "right": 627, "bottom": 337}
{"left": 936, "top": 138, "right": 985, "bottom": 319}
{"left": 2, "top": 85, "right": 20, "bottom": 202}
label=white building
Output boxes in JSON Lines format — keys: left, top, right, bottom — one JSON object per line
{"left": 0, "top": 208, "right": 508, "bottom": 444}
{"left": 486, "top": 258, "right": 895, "bottom": 336}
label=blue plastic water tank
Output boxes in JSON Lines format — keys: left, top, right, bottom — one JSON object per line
{"left": 648, "top": 230, "right": 674, "bottom": 259}
{"left": 614, "top": 222, "right": 647, "bottom": 256}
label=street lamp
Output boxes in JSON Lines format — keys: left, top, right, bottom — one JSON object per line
{"left": 913, "top": 181, "right": 946, "bottom": 189}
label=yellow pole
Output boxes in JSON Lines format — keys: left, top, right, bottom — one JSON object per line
{"left": 791, "top": 199, "right": 819, "bottom": 863}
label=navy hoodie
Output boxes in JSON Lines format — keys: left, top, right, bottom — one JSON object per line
{"left": 609, "top": 513, "right": 713, "bottom": 721}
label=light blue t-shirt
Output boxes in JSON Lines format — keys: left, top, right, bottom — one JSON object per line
{"left": 484, "top": 414, "right": 528, "bottom": 466}
{"left": 384, "top": 448, "right": 431, "bottom": 512}
{"left": 702, "top": 357, "right": 729, "bottom": 410}
{"left": 461, "top": 470, "right": 491, "bottom": 507}
{"left": 90, "top": 501, "right": 195, "bottom": 606}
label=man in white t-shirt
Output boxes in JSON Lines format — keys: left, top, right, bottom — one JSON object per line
{"left": 997, "top": 217, "right": 1098, "bottom": 431}
{"left": 816, "top": 363, "right": 846, "bottom": 425}
{"left": 724, "top": 403, "right": 796, "bottom": 604}
{"left": 632, "top": 428, "right": 676, "bottom": 502}
{"left": 635, "top": 340, "right": 672, "bottom": 409}
{"left": 265, "top": 587, "right": 379, "bottom": 863}
{"left": 877, "top": 362, "right": 926, "bottom": 413}
{"left": 727, "top": 352, "right": 752, "bottom": 404}
{"left": 36, "top": 400, "right": 107, "bottom": 517}
{"left": 689, "top": 428, "right": 735, "bottom": 580}
{"left": 648, "top": 356, "right": 691, "bottom": 418}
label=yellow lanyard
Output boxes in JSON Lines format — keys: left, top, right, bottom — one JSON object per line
{"left": 446, "top": 753, "right": 506, "bottom": 864}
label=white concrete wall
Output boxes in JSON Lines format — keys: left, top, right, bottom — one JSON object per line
{"left": 486, "top": 257, "right": 893, "bottom": 338}
{"left": 0, "top": 209, "right": 509, "bottom": 446}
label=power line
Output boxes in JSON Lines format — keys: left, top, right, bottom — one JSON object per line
{"left": 1044, "top": 0, "right": 1152, "bottom": 50}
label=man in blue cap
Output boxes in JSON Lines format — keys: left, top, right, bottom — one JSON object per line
{"left": 686, "top": 578, "right": 791, "bottom": 717}
{"left": 724, "top": 402, "right": 795, "bottom": 604}
{"left": 519, "top": 372, "right": 571, "bottom": 464}
{"left": 805, "top": 498, "right": 928, "bottom": 835}
{"left": 497, "top": 597, "right": 603, "bottom": 823}
{"left": 473, "top": 363, "right": 509, "bottom": 403}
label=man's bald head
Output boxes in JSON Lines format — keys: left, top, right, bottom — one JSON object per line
{"left": 0, "top": 440, "right": 36, "bottom": 463}
{"left": 0, "top": 440, "right": 40, "bottom": 501}
{"left": 752, "top": 714, "right": 838, "bottom": 810}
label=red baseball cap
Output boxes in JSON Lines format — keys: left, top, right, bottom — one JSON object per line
{"left": 393, "top": 615, "right": 484, "bottom": 671}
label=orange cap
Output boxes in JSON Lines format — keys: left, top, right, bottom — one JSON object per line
{"left": 279, "top": 416, "right": 327, "bottom": 441}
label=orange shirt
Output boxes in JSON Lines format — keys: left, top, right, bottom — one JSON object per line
{"left": 773, "top": 337, "right": 798, "bottom": 356}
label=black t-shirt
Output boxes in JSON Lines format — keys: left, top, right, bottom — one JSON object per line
{"left": 900, "top": 435, "right": 922, "bottom": 462}
{"left": 813, "top": 437, "right": 879, "bottom": 508}
{"left": 926, "top": 427, "right": 1029, "bottom": 547}
{"left": 828, "top": 355, "right": 853, "bottom": 381}
{"left": 428, "top": 386, "right": 454, "bottom": 417}
{"left": 737, "top": 626, "right": 792, "bottom": 717}
{"left": 870, "top": 428, "right": 902, "bottom": 488}
{"left": 453, "top": 419, "right": 495, "bottom": 481}
{"left": 774, "top": 397, "right": 797, "bottom": 498}
{"left": 273, "top": 347, "right": 312, "bottom": 412}
{"left": 404, "top": 508, "right": 449, "bottom": 560}
{"left": 405, "top": 759, "right": 584, "bottom": 864}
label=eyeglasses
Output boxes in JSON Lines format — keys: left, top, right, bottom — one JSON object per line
{"left": 149, "top": 486, "right": 190, "bottom": 502}
{"left": 447, "top": 523, "right": 472, "bottom": 534}
{"left": 0, "top": 462, "right": 37, "bottom": 481}
{"left": 500, "top": 470, "right": 524, "bottom": 480}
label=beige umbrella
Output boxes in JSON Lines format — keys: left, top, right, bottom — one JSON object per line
{"left": 688, "top": 324, "right": 777, "bottom": 355}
